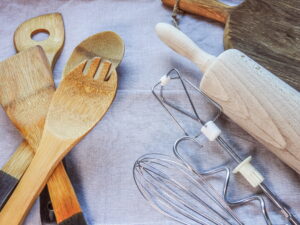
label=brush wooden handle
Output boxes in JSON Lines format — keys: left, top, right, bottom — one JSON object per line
{"left": 162, "top": 0, "right": 233, "bottom": 23}
{"left": 156, "top": 23, "right": 300, "bottom": 173}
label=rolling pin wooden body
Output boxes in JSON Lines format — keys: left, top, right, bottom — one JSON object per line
{"left": 156, "top": 23, "right": 300, "bottom": 173}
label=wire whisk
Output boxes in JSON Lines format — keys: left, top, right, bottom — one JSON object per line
{"left": 133, "top": 153, "right": 243, "bottom": 225}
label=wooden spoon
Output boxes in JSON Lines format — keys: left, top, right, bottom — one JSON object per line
{"left": 0, "top": 57, "right": 118, "bottom": 225}
{"left": 162, "top": 0, "right": 300, "bottom": 91}
{"left": 64, "top": 31, "right": 125, "bottom": 74}
{"left": 42, "top": 31, "right": 124, "bottom": 225}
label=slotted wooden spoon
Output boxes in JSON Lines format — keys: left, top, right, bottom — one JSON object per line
{"left": 0, "top": 57, "right": 118, "bottom": 225}
{"left": 162, "top": 0, "right": 300, "bottom": 91}
{"left": 41, "top": 31, "right": 124, "bottom": 225}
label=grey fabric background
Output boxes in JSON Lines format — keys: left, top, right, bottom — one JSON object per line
{"left": 0, "top": 0, "right": 299, "bottom": 224}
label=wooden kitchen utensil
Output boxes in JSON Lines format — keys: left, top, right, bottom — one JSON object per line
{"left": 14, "top": 13, "right": 64, "bottom": 69}
{"left": 0, "top": 143, "right": 33, "bottom": 209}
{"left": 0, "top": 56, "right": 118, "bottom": 225}
{"left": 155, "top": 23, "right": 300, "bottom": 174}
{"left": 0, "top": 13, "right": 63, "bottom": 210}
{"left": 64, "top": 31, "right": 125, "bottom": 74}
{"left": 0, "top": 13, "right": 88, "bottom": 225}
{"left": 42, "top": 31, "right": 124, "bottom": 225}
{"left": 162, "top": 0, "right": 300, "bottom": 91}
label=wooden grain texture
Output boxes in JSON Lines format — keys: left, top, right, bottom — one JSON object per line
{"left": 50, "top": 31, "right": 124, "bottom": 224}
{"left": 0, "top": 47, "right": 55, "bottom": 145}
{"left": 47, "top": 163, "right": 82, "bottom": 223}
{"left": 225, "top": 0, "right": 300, "bottom": 91}
{"left": 1, "top": 142, "right": 33, "bottom": 179}
{"left": 0, "top": 13, "right": 65, "bottom": 211}
{"left": 14, "top": 13, "right": 64, "bottom": 69}
{"left": 0, "top": 57, "right": 118, "bottom": 225}
{"left": 162, "top": 0, "right": 300, "bottom": 91}
{"left": 200, "top": 49, "right": 300, "bottom": 173}
{"left": 4, "top": 13, "right": 86, "bottom": 225}
{"left": 0, "top": 14, "right": 84, "bottom": 223}
{"left": 155, "top": 23, "right": 300, "bottom": 173}
{"left": 63, "top": 31, "right": 125, "bottom": 75}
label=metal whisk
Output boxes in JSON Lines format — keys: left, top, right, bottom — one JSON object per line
{"left": 133, "top": 69, "right": 299, "bottom": 225}
{"left": 133, "top": 153, "right": 243, "bottom": 225}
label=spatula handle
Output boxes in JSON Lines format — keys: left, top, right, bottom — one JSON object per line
{"left": 162, "top": 0, "right": 233, "bottom": 23}
{"left": 155, "top": 23, "right": 216, "bottom": 72}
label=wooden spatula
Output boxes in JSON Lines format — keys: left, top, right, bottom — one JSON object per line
{"left": 0, "top": 57, "right": 118, "bottom": 225}
{"left": 162, "top": 0, "right": 300, "bottom": 91}
{"left": 0, "top": 13, "right": 64, "bottom": 209}
{"left": 0, "top": 13, "right": 87, "bottom": 224}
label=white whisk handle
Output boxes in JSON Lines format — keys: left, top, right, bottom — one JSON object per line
{"left": 233, "top": 156, "right": 264, "bottom": 188}
{"left": 160, "top": 75, "right": 171, "bottom": 86}
{"left": 201, "top": 121, "right": 221, "bottom": 141}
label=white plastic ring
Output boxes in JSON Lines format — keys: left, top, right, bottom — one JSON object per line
{"left": 160, "top": 75, "right": 171, "bottom": 86}
{"left": 233, "top": 156, "right": 264, "bottom": 188}
{"left": 201, "top": 121, "right": 221, "bottom": 141}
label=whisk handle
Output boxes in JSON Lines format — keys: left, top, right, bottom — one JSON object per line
{"left": 155, "top": 23, "right": 216, "bottom": 72}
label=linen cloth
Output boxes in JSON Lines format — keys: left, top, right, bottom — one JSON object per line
{"left": 0, "top": 0, "right": 299, "bottom": 224}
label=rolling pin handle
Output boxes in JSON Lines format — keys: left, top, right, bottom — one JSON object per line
{"left": 155, "top": 23, "right": 216, "bottom": 72}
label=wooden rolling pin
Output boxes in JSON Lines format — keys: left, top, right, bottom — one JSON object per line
{"left": 155, "top": 23, "right": 300, "bottom": 174}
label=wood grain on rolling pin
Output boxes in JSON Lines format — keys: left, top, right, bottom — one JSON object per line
{"left": 200, "top": 49, "right": 300, "bottom": 173}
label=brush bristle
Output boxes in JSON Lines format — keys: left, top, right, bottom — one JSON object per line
{"left": 0, "top": 170, "right": 19, "bottom": 209}
{"left": 58, "top": 212, "right": 88, "bottom": 225}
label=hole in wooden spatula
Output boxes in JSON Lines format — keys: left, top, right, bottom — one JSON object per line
{"left": 31, "top": 29, "right": 50, "bottom": 41}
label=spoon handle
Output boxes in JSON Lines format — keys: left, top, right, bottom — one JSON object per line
{"left": 0, "top": 132, "right": 72, "bottom": 225}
